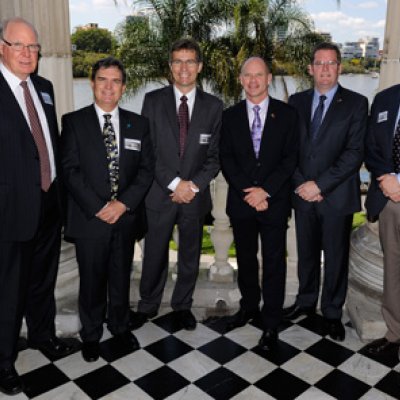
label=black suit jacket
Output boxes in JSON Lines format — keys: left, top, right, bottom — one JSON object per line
{"left": 60, "top": 105, "right": 154, "bottom": 239}
{"left": 220, "top": 98, "right": 298, "bottom": 222}
{"left": 289, "top": 85, "right": 368, "bottom": 216}
{"left": 142, "top": 85, "right": 222, "bottom": 217}
{"left": 0, "top": 72, "right": 61, "bottom": 241}
{"left": 365, "top": 84, "right": 400, "bottom": 219}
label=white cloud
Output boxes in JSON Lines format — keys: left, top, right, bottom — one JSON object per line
{"left": 356, "top": 1, "right": 379, "bottom": 9}
{"left": 373, "top": 19, "right": 386, "bottom": 28}
{"left": 69, "top": 2, "right": 89, "bottom": 12}
{"left": 311, "top": 11, "right": 366, "bottom": 28}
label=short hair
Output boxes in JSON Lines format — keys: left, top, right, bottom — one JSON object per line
{"left": 311, "top": 42, "right": 341, "bottom": 64}
{"left": 1, "top": 17, "right": 39, "bottom": 41}
{"left": 240, "top": 56, "right": 270, "bottom": 75}
{"left": 91, "top": 57, "right": 127, "bottom": 84}
{"left": 169, "top": 38, "right": 202, "bottom": 63}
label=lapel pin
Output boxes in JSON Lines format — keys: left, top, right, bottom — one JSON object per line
{"left": 127, "top": 123, "right": 132, "bottom": 128}
{"left": 271, "top": 113, "right": 276, "bottom": 118}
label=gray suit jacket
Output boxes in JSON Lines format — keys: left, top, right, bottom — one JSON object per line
{"left": 142, "top": 85, "right": 223, "bottom": 217}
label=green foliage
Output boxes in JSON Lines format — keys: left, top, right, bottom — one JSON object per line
{"left": 72, "top": 51, "right": 111, "bottom": 78}
{"left": 352, "top": 212, "right": 366, "bottom": 230}
{"left": 72, "top": 27, "right": 115, "bottom": 53}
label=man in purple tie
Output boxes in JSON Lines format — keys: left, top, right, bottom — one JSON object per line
{"left": 220, "top": 57, "right": 298, "bottom": 350}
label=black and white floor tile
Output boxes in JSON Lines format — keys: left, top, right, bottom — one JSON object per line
{"left": 4, "top": 311, "right": 400, "bottom": 399}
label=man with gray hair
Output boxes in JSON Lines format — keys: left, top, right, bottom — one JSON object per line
{"left": 0, "top": 17, "right": 75, "bottom": 395}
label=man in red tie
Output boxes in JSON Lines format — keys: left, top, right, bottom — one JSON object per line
{"left": 0, "top": 17, "right": 76, "bottom": 395}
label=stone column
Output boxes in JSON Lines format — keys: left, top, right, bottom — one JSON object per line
{"left": 0, "top": 0, "right": 74, "bottom": 118}
{"left": 209, "top": 173, "right": 235, "bottom": 282}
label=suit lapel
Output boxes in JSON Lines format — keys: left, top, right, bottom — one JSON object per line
{"left": 186, "top": 89, "right": 206, "bottom": 149}
{"left": 162, "top": 86, "right": 180, "bottom": 146}
{"left": 236, "top": 100, "right": 257, "bottom": 159}
{"left": 85, "top": 105, "right": 108, "bottom": 161}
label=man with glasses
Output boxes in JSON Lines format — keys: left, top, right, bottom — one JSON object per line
{"left": 283, "top": 42, "right": 368, "bottom": 341}
{"left": 130, "top": 38, "right": 222, "bottom": 331}
{"left": 0, "top": 17, "right": 76, "bottom": 395}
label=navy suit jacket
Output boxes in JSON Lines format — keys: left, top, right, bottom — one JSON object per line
{"left": 61, "top": 105, "right": 154, "bottom": 239}
{"left": 0, "top": 72, "right": 60, "bottom": 241}
{"left": 365, "top": 84, "right": 400, "bottom": 219}
{"left": 289, "top": 85, "right": 368, "bottom": 216}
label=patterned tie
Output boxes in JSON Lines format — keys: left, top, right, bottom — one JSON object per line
{"left": 178, "top": 95, "right": 189, "bottom": 158}
{"left": 102, "top": 114, "right": 119, "bottom": 200}
{"left": 251, "top": 105, "right": 263, "bottom": 158}
{"left": 310, "top": 95, "right": 327, "bottom": 141}
{"left": 20, "top": 81, "right": 51, "bottom": 191}
{"left": 392, "top": 121, "right": 400, "bottom": 173}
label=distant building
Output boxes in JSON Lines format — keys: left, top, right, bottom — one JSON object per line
{"left": 317, "top": 31, "right": 332, "bottom": 42}
{"left": 341, "top": 42, "right": 363, "bottom": 59}
{"left": 81, "top": 23, "right": 98, "bottom": 30}
{"left": 340, "top": 37, "right": 379, "bottom": 59}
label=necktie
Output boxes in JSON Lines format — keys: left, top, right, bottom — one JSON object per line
{"left": 251, "top": 105, "right": 263, "bottom": 158}
{"left": 310, "top": 95, "right": 327, "bottom": 140}
{"left": 20, "top": 81, "right": 51, "bottom": 191}
{"left": 392, "top": 121, "right": 400, "bottom": 173}
{"left": 178, "top": 95, "right": 189, "bottom": 158}
{"left": 102, "top": 114, "right": 119, "bottom": 200}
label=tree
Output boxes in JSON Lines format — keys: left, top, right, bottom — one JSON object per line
{"left": 72, "top": 27, "right": 115, "bottom": 53}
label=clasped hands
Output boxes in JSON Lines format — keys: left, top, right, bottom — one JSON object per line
{"left": 96, "top": 200, "right": 127, "bottom": 224}
{"left": 295, "top": 180, "right": 323, "bottom": 202}
{"left": 170, "top": 180, "right": 198, "bottom": 204}
{"left": 243, "top": 187, "right": 269, "bottom": 211}
{"left": 378, "top": 174, "right": 400, "bottom": 202}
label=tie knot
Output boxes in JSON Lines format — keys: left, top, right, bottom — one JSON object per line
{"left": 253, "top": 105, "right": 260, "bottom": 113}
{"left": 319, "top": 95, "right": 327, "bottom": 104}
{"left": 103, "top": 114, "right": 112, "bottom": 123}
{"left": 20, "top": 80, "right": 28, "bottom": 89}
{"left": 180, "top": 95, "right": 188, "bottom": 103}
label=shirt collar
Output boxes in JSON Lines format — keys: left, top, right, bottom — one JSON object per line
{"left": 94, "top": 103, "right": 119, "bottom": 121}
{"left": 246, "top": 96, "right": 269, "bottom": 114}
{"left": 173, "top": 85, "right": 196, "bottom": 102}
{"left": 0, "top": 61, "right": 32, "bottom": 90}
{"left": 313, "top": 84, "right": 338, "bottom": 103}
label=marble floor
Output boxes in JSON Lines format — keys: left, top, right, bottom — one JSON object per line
{"left": 3, "top": 310, "right": 400, "bottom": 400}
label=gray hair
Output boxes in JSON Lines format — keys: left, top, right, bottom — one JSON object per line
{"left": 1, "top": 17, "right": 39, "bottom": 41}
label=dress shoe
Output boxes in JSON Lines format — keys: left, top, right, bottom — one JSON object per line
{"left": 283, "top": 304, "right": 315, "bottom": 320}
{"left": 129, "top": 310, "right": 154, "bottom": 330}
{"left": 324, "top": 318, "right": 345, "bottom": 341}
{"left": 81, "top": 341, "right": 100, "bottom": 362}
{"left": 364, "top": 337, "right": 400, "bottom": 356}
{"left": 114, "top": 331, "right": 140, "bottom": 350}
{"left": 226, "top": 308, "right": 259, "bottom": 330}
{"left": 258, "top": 329, "right": 278, "bottom": 351}
{"left": 175, "top": 310, "right": 197, "bottom": 331}
{"left": 0, "top": 366, "right": 24, "bottom": 395}
{"left": 29, "top": 337, "right": 76, "bottom": 357}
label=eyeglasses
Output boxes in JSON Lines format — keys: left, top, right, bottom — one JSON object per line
{"left": 313, "top": 60, "right": 339, "bottom": 67}
{"left": 1, "top": 38, "right": 41, "bottom": 53}
{"left": 170, "top": 59, "right": 198, "bottom": 67}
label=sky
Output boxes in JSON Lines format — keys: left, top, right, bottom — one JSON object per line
{"left": 69, "top": 0, "right": 387, "bottom": 47}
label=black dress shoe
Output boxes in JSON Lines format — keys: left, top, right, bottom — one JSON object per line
{"left": 115, "top": 331, "right": 140, "bottom": 350}
{"left": 364, "top": 337, "right": 400, "bottom": 355}
{"left": 258, "top": 329, "right": 278, "bottom": 351}
{"left": 324, "top": 318, "right": 345, "bottom": 341}
{"left": 0, "top": 366, "right": 24, "bottom": 395}
{"left": 29, "top": 337, "right": 76, "bottom": 357}
{"left": 175, "top": 310, "right": 197, "bottom": 331}
{"left": 81, "top": 341, "right": 100, "bottom": 362}
{"left": 226, "top": 308, "right": 259, "bottom": 330}
{"left": 129, "top": 310, "right": 154, "bottom": 330}
{"left": 283, "top": 304, "right": 315, "bottom": 320}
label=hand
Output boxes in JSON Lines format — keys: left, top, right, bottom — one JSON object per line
{"left": 243, "top": 187, "right": 268, "bottom": 209}
{"left": 295, "top": 181, "right": 321, "bottom": 202}
{"left": 170, "top": 180, "right": 196, "bottom": 204}
{"left": 96, "top": 200, "right": 127, "bottom": 224}
{"left": 377, "top": 174, "right": 400, "bottom": 198}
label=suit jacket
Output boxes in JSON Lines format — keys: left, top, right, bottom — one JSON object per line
{"left": 60, "top": 105, "right": 154, "bottom": 239}
{"left": 220, "top": 97, "right": 298, "bottom": 221}
{"left": 365, "top": 84, "right": 400, "bottom": 219}
{"left": 289, "top": 85, "right": 368, "bottom": 216}
{"left": 142, "top": 85, "right": 223, "bottom": 217}
{"left": 0, "top": 71, "right": 61, "bottom": 241}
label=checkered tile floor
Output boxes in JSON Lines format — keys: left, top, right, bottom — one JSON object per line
{"left": 4, "top": 311, "right": 400, "bottom": 399}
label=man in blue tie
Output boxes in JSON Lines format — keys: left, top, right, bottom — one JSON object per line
{"left": 220, "top": 57, "right": 298, "bottom": 350}
{"left": 284, "top": 43, "right": 368, "bottom": 342}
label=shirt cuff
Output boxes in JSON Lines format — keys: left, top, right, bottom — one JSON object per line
{"left": 168, "top": 177, "right": 181, "bottom": 192}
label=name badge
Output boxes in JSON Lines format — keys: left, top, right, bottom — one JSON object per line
{"left": 377, "top": 111, "right": 388, "bottom": 123}
{"left": 41, "top": 92, "right": 53, "bottom": 105}
{"left": 199, "top": 133, "right": 211, "bottom": 145}
{"left": 124, "top": 138, "right": 141, "bottom": 151}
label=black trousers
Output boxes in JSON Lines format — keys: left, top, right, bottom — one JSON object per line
{"left": 231, "top": 215, "right": 287, "bottom": 331}
{"left": 295, "top": 207, "right": 353, "bottom": 319}
{"left": 0, "top": 183, "right": 61, "bottom": 368}
{"left": 75, "top": 228, "right": 135, "bottom": 342}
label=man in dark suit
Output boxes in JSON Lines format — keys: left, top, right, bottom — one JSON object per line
{"left": 0, "top": 17, "right": 76, "bottom": 395}
{"left": 220, "top": 57, "right": 298, "bottom": 350}
{"left": 61, "top": 57, "right": 154, "bottom": 362}
{"left": 364, "top": 84, "right": 400, "bottom": 356}
{"left": 130, "top": 38, "right": 222, "bottom": 331}
{"left": 284, "top": 42, "right": 368, "bottom": 341}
